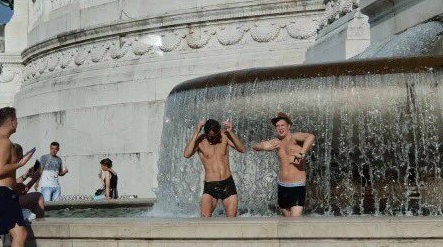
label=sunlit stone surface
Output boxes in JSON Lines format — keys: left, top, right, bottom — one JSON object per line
{"left": 5, "top": 0, "right": 325, "bottom": 198}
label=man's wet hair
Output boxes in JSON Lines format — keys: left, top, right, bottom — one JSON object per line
{"left": 100, "top": 158, "right": 113, "bottom": 168}
{"left": 204, "top": 119, "right": 221, "bottom": 134}
{"left": 0, "top": 107, "right": 16, "bottom": 127}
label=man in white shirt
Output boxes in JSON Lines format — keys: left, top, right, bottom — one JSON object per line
{"left": 36, "top": 142, "right": 68, "bottom": 201}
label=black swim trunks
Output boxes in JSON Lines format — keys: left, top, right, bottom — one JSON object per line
{"left": 203, "top": 175, "right": 237, "bottom": 200}
{"left": 277, "top": 181, "right": 306, "bottom": 209}
{"left": 0, "top": 186, "right": 26, "bottom": 234}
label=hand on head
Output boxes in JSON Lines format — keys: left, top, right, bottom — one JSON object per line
{"left": 196, "top": 119, "right": 206, "bottom": 132}
{"left": 222, "top": 120, "right": 233, "bottom": 133}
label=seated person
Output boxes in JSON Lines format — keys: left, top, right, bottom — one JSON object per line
{"left": 98, "top": 158, "right": 118, "bottom": 199}
{"left": 13, "top": 144, "right": 45, "bottom": 218}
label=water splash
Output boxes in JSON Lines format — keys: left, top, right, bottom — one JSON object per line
{"left": 154, "top": 66, "right": 443, "bottom": 216}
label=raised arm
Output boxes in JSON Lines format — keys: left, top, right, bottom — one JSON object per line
{"left": 252, "top": 139, "right": 280, "bottom": 151}
{"left": 184, "top": 120, "right": 206, "bottom": 158}
{"left": 223, "top": 121, "right": 246, "bottom": 153}
{"left": 293, "top": 132, "right": 315, "bottom": 157}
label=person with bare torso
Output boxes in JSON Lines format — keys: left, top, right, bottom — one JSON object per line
{"left": 184, "top": 119, "right": 246, "bottom": 217}
{"left": 253, "top": 112, "right": 315, "bottom": 217}
{"left": 0, "top": 107, "right": 34, "bottom": 246}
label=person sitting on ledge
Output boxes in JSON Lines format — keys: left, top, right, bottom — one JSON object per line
{"left": 13, "top": 143, "right": 45, "bottom": 218}
{"left": 98, "top": 158, "right": 118, "bottom": 199}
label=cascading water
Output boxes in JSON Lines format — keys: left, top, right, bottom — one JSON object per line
{"left": 154, "top": 57, "right": 443, "bottom": 216}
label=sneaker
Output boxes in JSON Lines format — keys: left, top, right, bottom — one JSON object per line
{"left": 22, "top": 208, "right": 36, "bottom": 222}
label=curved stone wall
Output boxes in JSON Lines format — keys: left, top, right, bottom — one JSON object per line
{"left": 14, "top": 0, "right": 324, "bottom": 198}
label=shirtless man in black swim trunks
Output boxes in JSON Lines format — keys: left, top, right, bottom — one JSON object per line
{"left": 184, "top": 119, "right": 246, "bottom": 217}
{"left": 253, "top": 112, "right": 315, "bottom": 217}
{"left": 0, "top": 107, "right": 34, "bottom": 246}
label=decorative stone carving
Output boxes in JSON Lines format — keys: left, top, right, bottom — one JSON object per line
{"left": 23, "top": 15, "right": 322, "bottom": 81}
{"left": 286, "top": 19, "right": 317, "bottom": 39}
{"left": 0, "top": 64, "right": 24, "bottom": 107}
{"left": 91, "top": 42, "right": 110, "bottom": 63}
{"left": 250, "top": 21, "right": 281, "bottom": 43}
{"left": 47, "top": 54, "right": 60, "bottom": 71}
{"left": 75, "top": 46, "right": 90, "bottom": 65}
{"left": 160, "top": 31, "right": 185, "bottom": 52}
{"left": 109, "top": 37, "right": 130, "bottom": 59}
{"left": 0, "top": 66, "right": 16, "bottom": 83}
{"left": 186, "top": 27, "right": 215, "bottom": 49}
{"left": 29, "top": 62, "right": 37, "bottom": 77}
{"left": 318, "top": 0, "right": 359, "bottom": 31}
{"left": 132, "top": 36, "right": 151, "bottom": 56}
{"left": 217, "top": 25, "right": 247, "bottom": 46}
{"left": 60, "top": 49, "right": 75, "bottom": 68}
{"left": 37, "top": 57, "right": 48, "bottom": 74}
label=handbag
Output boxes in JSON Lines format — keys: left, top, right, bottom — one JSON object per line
{"left": 95, "top": 186, "right": 105, "bottom": 196}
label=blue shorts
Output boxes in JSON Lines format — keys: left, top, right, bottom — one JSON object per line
{"left": 0, "top": 186, "right": 26, "bottom": 234}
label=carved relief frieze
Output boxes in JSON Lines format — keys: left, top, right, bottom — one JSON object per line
{"left": 24, "top": 15, "right": 321, "bottom": 81}
{"left": 217, "top": 25, "right": 248, "bottom": 46}
{"left": 250, "top": 21, "right": 281, "bottom": 43}
{"left": 131, "top": 36, "right": 152, "bottom": 56}
{"left": 318, "top": 0, "right": 359, "bottom": 31}
{"left": 286, "top": 19, "right": 317, "bottom": 39}
{"left": 186, "top": 27, "right": 216, "bottom": 49}
{"left": 91, "top": 42, "right": 110, "bottom": 63}
{"left": 0, "top": 66, "right": 18, "bottom": 84}
{"left": 60, "top": 48, "right": 76, "bottom": 69}
{"left": 159, "top": 31, "right": 185, "bottom": 52}
{"left": 0, "top": 64, "right": 24, "bottom": 100}
{"left": 74, "top": 45, "right": 90, "bottom": 65}
{"left": 109, "top": 37, "right": 130, "bottom": 59}
{"left": 37, "top": 57, "right": 48, "bottom": 74}
{"left": 47, "top": 54, "right": 60, "bottom": 72}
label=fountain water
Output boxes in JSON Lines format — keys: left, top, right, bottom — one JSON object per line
{"left": 155, "top": 56, "right": 443, "bottom": 216}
